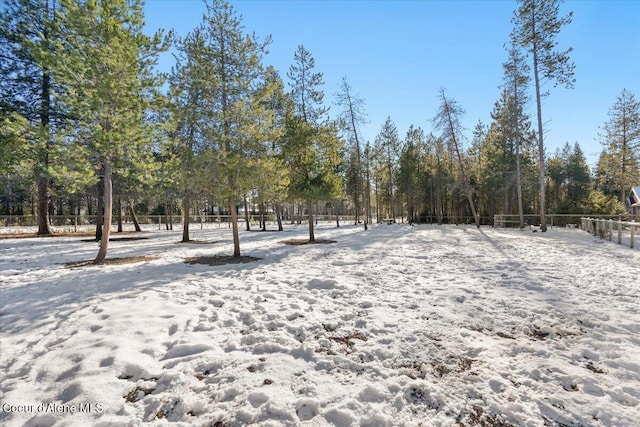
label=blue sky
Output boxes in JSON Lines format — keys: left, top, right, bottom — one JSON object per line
{"left": 144, "top": 0, "right": 640, "bottom": 168}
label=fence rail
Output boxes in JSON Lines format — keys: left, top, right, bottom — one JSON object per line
{"left": 494, "top": 214, "right": 630, "bottom": 228}
{"left": 581, "top": 217, "right": 638, "bottom": 249}
{"left": 0, "top": 214, "right": 362, "bottom": 229}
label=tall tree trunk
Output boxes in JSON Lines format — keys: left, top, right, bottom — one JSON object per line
{"left": 260, "top": 202, "right": 266, "bottom": 231}
{"left": 229, "top": 192, "right": 240, "bottom": 258}
{"left": 116, "top": 198, "right": 123, "bottom": 232}
{"left": 129, "top": 202, "right": 141, "bottom": 232}
{"left": 37, "top": 8, "right": 53, "bottom": 236}
{"left": 37, "top": 177, "right": 52, "bottom": 235}
{"left": 375, "top": 178, "right": 380, "bottom": 224}
{"left": 94, "top": 163, "right": 112, "bottom": 264}
{"left": 443, "top": 98, "right": 480, "bottom": 228}
{"left": 182, "top": 195, "right": 190, "bottom": 242}
{"left": 532, "top": 42, "right": 547, "bottom": 232}
{"left": 244, "top": 195, "right": 250, "bottom": 231}
{"left": 275, "top": 203, "right": 283, "bottom": 231}
{"left": 164, "top": 202, "right": 169, "bottom": 231}
{"left": 515, "top": 118, "right": 525, "bottom": 229}
{"left": 95, "top": 176, "right": 104, "bottom": 241}
{"left": 168, "top": 202, "right": 173, "bottom": 230}
{"left": 307, "top": 200, "right": 315, "bottom": 242}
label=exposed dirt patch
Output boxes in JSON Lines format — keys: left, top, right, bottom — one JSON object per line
{"left": 80, "top": 236, "right": 148, "bottom": 242}
{"left": 280, "top": 239, "right": 337, "bottom": 245}
{"left": 177, "top": 239, "right": 216, "bottom": 244}
{"left": 183, "top": 255, "right": 261, "bottom": 266}
{"left": 64, "top": 256, "right": 159, "bottom": 268}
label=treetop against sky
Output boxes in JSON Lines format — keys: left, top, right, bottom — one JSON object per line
{"left": 144, "top": 0, "right": 640, "bottom": 167}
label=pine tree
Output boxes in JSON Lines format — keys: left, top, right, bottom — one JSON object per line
{"left": 398, "top": 126, "right": 423, "bottom": 224}
{"left": 374, "top": 117, "right": 400, "bottom": 221}
{"left": 54, "top": 0, "right": 169, "bottom": 264}
{"left": 285, "top": 45, "right": 342, "bottom": 242}
{"left": 168, "top": 25, "right": 218, "bottom": 242}
{"left": 512, "top": 0, "right": 575, "bottom": 231}
{"left": 250, "top": 65, "right": 291, "bottom": 232}
{"left": 502, "top": 41, "right": 533, "bottom": 228}
{"left": 193, "top": 0, "right": 271, "bottom": 257}
{"left": 434, "top": 89, "right": 480, "bottom": 227}
{"left": 0, "top": 0, "right": 61, "bottom": 234}
{"left": 334, "top": 77, "right": 367, "bottom": 226}
{"left": 600, "top": 89, "right": 640, "bottom": 204}
{"left": 547, "top": 142, "right": 591, "bottom": 213}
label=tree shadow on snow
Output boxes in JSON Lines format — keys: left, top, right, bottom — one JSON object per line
{"left": 183, "top": 255, "right": 261, "bottom": 266}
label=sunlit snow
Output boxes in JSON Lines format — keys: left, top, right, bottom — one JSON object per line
{"left": 1, "top": 223, "right": 639, "bottom": 426}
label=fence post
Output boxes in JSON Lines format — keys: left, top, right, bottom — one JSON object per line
{"left": 631, "top": 221, "right": 635, "bottom": 249}
{"left": 618, "top": 220, "right": 622, "bottom": 244}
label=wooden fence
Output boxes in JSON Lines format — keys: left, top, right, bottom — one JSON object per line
{"left": 493, "top": 214, "right": 627, "bottom": 228}
{"left": 581, "top": 217, "right": 638, "bottom": 249}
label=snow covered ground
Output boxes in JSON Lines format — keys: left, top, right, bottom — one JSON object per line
{"left": 1, "top": 223, "right": 639, "bottom": 426}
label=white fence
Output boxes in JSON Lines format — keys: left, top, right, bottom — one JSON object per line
{"left": 581, "top": 217, "right": 638, "bottom": 249}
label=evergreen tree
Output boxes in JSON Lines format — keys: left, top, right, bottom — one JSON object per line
{"left": 434, "top": 89, "right": 480, "bottom": 227}
{"left": 334, "top": 77, "right": 367, "bottom": 226}
{"left": 194, "top": 0, "right": 272, "bottom": 257}
{"left": 54, "top": 0, "right": 169, "bottom": 263}
{"left": 398, "top": 126, "right": 423, "bottom": 224}
{"left": 512, "top": 0, "right": 575, "bottom": 231}
{"left": 502, "top": 40, "right": 533, "bottom": 228}
{"left": 600, "top": 89, "right": 640, "bottom": 204}
{"left": 547, "top": 142, "right": 591, "bottom": 213}
{"left": 168, "top": 25, "right": 218, "bottom": 242}
{"left": 285, "top": 45, "right": 342, "bottom": 242}
{"left": 0, "top": 0, "right": 62, "bottom": 234}
{"left": 373, "top": 117, "right": 400, "bottom": 221}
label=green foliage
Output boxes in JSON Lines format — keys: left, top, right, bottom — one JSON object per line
{"left": 288, "top": 45, "right": 328, "bottom": 125}
{"left": 599, "top": 89, "right": 640, "bottom": 203}
{"left": 0, "top": 112, "right": 32, "bottom": 174}
{"left": 546, "top": 142, "right": 591, "bottom": 213}
{"left": 285, "top": 45, "right": 343, "bottom": 210}
{"left": 511, "top": 0, "right": 575, "bottom": 93}
{"left": 373, "top": 117, "right": 400, "bottom": 218}
{"left": 512, "top": 0, "right": 576, "bottom": 231}
{"left": 284, "top": 117, "right": 342, "bottom": 203}
{"left": 586, "top": 190, "right": 627, "bottom": 216}
{"left": 54, "top": 0, "right": 169, "bottom": 164}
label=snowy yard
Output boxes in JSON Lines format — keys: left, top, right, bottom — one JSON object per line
{"left": 1, "top": 223, "right": 639, "bottom": 426}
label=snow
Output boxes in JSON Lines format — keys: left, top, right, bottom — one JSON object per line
{"left": 1, "top": 223, "right": 639, "bottom": 426}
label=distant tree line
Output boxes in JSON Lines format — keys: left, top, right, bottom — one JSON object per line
{"left": 1, "top": 0, "right": 638, "bottom": 262}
